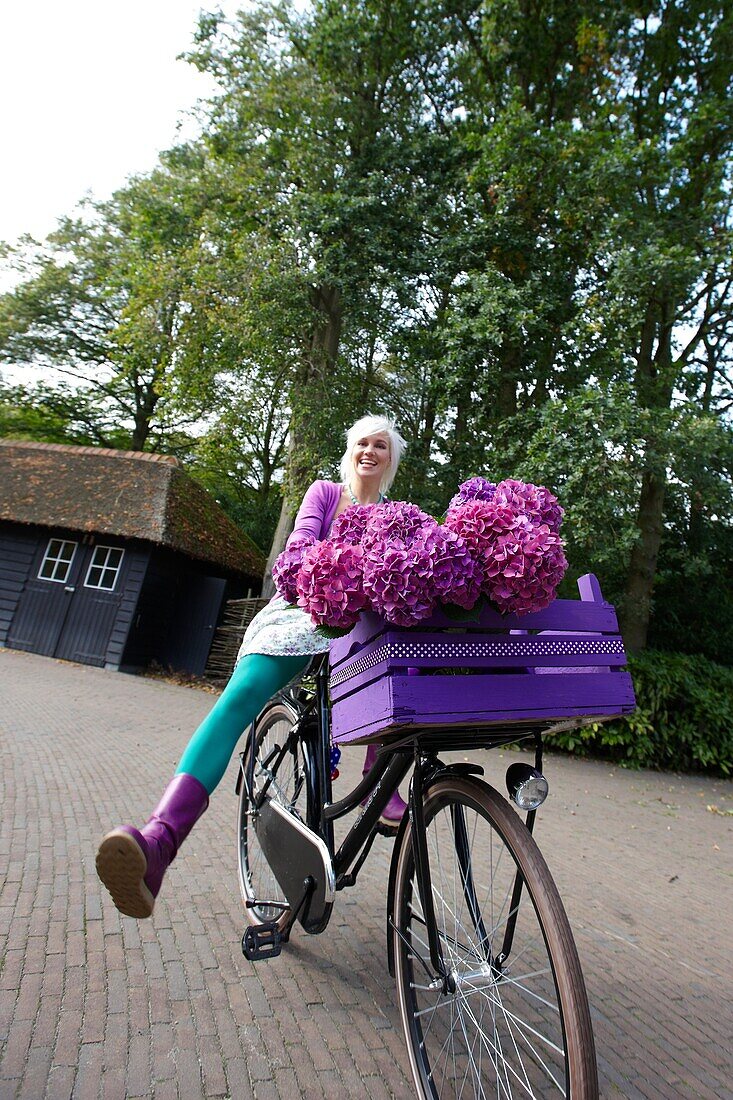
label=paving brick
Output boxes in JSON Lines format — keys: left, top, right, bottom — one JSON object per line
{"left": 72, "top": 1041, "right": 104, "bottom": 1100}
{"left": 19, "top": 1041, "right": 54, "bottom": 1099}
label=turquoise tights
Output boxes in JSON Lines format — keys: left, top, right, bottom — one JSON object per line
{"left": 175, "top": 653, "right": 309, "bottom": 795}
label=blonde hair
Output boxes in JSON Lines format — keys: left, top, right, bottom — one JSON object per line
{"left": 339, "top": 415, "right": 406, "bottom": 494}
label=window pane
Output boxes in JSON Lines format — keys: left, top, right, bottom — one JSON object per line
{"left": 51, "top": 560, "right": 70, "bottom": 582}
{"left": 38, "top": 539, "right": 76, "bottom": 583}
{"left": 84, "top": 546, "right": 124, "bottom": 590}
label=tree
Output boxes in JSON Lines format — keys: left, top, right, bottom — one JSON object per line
{"left": 395, "top": 0, "right": 733, "bottom": 653}
{"left": 0, "top": 163, "right": 216, "bottom": 451}
{"left": 187, "top": 0, "right": 443, "bottom": 588}
{"left": 593, "top": 3, "right": 733, "bottom": 650}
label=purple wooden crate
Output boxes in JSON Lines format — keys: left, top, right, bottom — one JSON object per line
{"left": 329, "top": 573, "right": 636, "bottom": 744}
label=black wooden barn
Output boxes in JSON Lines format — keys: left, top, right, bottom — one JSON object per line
{"left": 0, "top": 440, "right": 265, "bottom": 674}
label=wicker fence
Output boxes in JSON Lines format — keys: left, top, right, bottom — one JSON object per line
{"left": 204, "top": 597, "right": 269, "bottom": 682}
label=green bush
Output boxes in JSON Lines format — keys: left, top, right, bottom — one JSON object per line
{"left": 550, "top": 650, "right": 733, "bottom": 776}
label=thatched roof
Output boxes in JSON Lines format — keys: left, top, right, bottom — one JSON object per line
{"left": 0, "top": 440, "right": 266, "bottom": 579}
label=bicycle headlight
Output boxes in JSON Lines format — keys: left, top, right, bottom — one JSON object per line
{"left": 505, "top": 763, "right": 549, "bottom": 811}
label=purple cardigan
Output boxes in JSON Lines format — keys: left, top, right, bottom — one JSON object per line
{"left": 288, "top": 480, "right": 343, "bottom": 546}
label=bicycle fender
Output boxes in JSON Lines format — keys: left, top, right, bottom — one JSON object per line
{"left": 385, "top": 807, "right": 412, "bottom": 979}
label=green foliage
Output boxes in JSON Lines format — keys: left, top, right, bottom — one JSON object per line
{"left": 0, "top": 379, "right": 104, "bottom": 446}
{"left": 551, "top": 651, "right": 733, "bottom": 776}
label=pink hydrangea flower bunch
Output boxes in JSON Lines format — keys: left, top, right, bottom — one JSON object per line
{"left": 295, "top": 539, "right": 369, "bottom": 629}
{"left": 271, "top": 533, "right": 316, "bottom": 604}
{"left": 444, "top": 498, "right": 516, "bottom": 550}
{"left": 444, "top": 479, "right": 567, "bottom": 615}
{"left": 492, "top": 478, "right": 564, "bottom": 533}
{"left": 485, "top": 522, "right": 568, "bottom": 615}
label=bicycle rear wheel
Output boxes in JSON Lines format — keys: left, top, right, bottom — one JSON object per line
{"left": 392, "top": 775, "right": 598, "bottom": 1099}
{"left": 238, "top": 699, "right": 310, "bottom": 930}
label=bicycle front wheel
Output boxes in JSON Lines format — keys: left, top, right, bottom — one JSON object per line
{"left": 392, "top": 775, "right": 598, "bottom": 1099}
{"left": 238, "top": 699, "right": 311, "bottom": 930}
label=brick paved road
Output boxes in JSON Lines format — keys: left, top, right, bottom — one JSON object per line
{"left": 1, "top": 647, "right": 732, "bottom": 1099}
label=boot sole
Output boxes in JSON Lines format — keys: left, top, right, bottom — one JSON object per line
{"left": 96, "top": 830, "right": 155, "bottom": 918}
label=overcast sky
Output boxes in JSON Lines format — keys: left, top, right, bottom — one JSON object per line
{"left": 1, "top": 1, "right": 240, "bottom": 245}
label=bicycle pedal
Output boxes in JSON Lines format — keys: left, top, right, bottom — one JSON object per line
{"left": 242, "top": 921, "right": 282, "bottom": 961}
{"left": 376, "top": 821, "right": 399, "bottom": 837}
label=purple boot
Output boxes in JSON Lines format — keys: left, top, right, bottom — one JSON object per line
{"left": 96, "top": 774, "right": 209, "bottom": 918}
{"left": 362, "top": 744, "right": 408, "bottom": 827}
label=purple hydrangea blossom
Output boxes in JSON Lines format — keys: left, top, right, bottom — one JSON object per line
{"left": 271, "top": 534, "right": 316, "bottom": 604}
{"left": 362, "top": 538, "right": 437, "bottom": 627}
{"left": 415, "top": 524, "right": 484, "bottom": 610}
{"left": 296, "top": 538, "right": 369, "bottom": 629}
{"left": 535, "top": 487, "right": 564, "bottom": 532}
{"left": 362, "top": 500, "right": 432, "bottom": 548}
{"left": 330, "top": 505, "right": 372, "bottom": 544}
{"left": 447, "top": 476, "right": 497, "bottom": 511}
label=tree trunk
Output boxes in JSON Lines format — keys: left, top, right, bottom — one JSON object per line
{"left": 687, "top": 350, "right": 715, "bottom": 553}
{"left": 261, "top": 283, "right": 343, "bottom": 592}
{"left": 620, "top": 467, "right": 667, "bottom": 652}
{"left": 261, "top": 481, "right": 297, "bottom": 598}
{"left": 620, "top": 299, "right": 675, "bottom": 651}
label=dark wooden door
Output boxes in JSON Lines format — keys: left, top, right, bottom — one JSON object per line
{"left": 54, "top": 542, "right": 128, "bottom": 666}
{"left": 163, "top": 575, "right": 228, "bottom": 675}
{"left": 6, "top": 536, "right": 83, "bottom": 655}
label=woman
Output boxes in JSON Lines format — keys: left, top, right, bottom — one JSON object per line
{"left": 96, "top": 414, "right": 408, "bottom": 918}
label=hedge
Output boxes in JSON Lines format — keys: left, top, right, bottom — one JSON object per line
{"left": 549, "top": 649, "right": 733, "bottom": 776}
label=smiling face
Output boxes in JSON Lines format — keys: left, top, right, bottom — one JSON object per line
{"left": 351, "top": 432, "right": 391, "bottom": 487}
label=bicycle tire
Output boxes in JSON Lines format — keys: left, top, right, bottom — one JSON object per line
{"left": 238, "top": 699, "right": 312, "bottom": 930}
{"left": 392, "top": 774, "right": 598, "bottom": 1099}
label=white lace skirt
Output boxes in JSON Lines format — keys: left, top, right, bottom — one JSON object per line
{"left": 236, "top": 597, "right": 331, "bottom": 662}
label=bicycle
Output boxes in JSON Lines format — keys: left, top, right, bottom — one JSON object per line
{"left": 235, "top": 574, "right": 634, "bottom": 1098}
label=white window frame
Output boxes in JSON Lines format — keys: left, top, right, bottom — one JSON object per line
{"left": 84, "top": 545, "right": 125, "bottom": 592}
{"left": 38, "top": 538, "right": 78, "bottom": 584}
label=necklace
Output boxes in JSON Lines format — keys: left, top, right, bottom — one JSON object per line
{"left": 348, "top": 483, "right": 384, "bottom": 506}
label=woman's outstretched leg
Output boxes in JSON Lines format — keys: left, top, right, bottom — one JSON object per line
{"left": 96, "top": 653, "right": 308, "bottom": 917}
